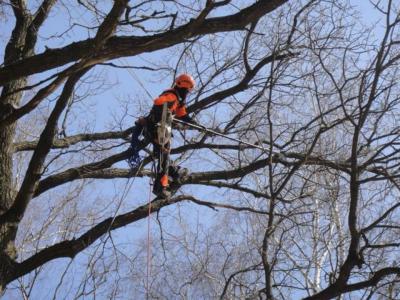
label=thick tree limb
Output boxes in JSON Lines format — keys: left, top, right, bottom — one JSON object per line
{"left": 34, "top": 149, "right": 135, "bottom": 197}
{"left": 34, "top": 147, "right": 353, "bottom": 199}
{"left": 304, "top": 268, "right": 400, "bottom": 299}
{"left": 0, "top": 0, "right": 128, "bottom": 128}
{"left": 32, "top": 141, "right": 244, "bottom": 197}
{"left": 24, "top": 0, "right": 57, "bottom": 54}
{"left": 0, "top": 0, "right": 288, "bottom": 85}
{"left": 5, "top": 194, "right": 188, "bottom": 284}
{"left": 3, "top": 188, "right": 312, "bottom": 285}
{"left": 14, "top": 128, "right": 133, "bottom": 152}
{"left": 0, "top": 68, "right": 91, "bottom": 225}
{"left": 91, "top": 0, "right": 128, "bottom": 52}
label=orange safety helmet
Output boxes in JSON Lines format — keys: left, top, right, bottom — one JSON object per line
{"left": 175, "top": 74, "right": 195, "bottom": 91}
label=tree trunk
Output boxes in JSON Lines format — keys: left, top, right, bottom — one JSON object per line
{"left": 0, "top": 4, "right": 32, "bottom": 291}
{"left": 0, "top": 75, "right": 26, "bottom": 295}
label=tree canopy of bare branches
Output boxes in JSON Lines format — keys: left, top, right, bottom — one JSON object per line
{"left": 1, "top": 0, "right": 400, "bottom": 299}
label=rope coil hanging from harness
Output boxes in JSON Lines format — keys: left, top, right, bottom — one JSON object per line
{"left": 127, "top": 123, "right": 144, "bottom": 169}
{"left": 128, "top": 103, "right": 173, "bottom": 169}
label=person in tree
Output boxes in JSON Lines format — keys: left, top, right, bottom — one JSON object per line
{"left": 135, "top": 74, "right": 197, "bottom": 198}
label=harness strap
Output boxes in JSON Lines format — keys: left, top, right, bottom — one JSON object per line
{"left": 160, "top": 88, "right": 181, "bottom": 102}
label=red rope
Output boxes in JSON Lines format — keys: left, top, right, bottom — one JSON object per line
{"left": 146, "top": 182, "right": 152, "bottom": 300}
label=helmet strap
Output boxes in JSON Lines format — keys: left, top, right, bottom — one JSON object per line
{"left": 175, "top": 87, "right": 189, "bottom": 103}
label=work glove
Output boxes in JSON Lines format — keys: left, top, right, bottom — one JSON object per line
{"left": 174, "top": 122, "right": 187, "bottom": 130}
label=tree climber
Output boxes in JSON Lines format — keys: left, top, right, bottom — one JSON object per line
{"left": 131, "top": 74, "right": 197, "bottom": 198}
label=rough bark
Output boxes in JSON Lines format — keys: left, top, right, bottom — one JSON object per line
{"left": 0, "top": 1, "right": 35, "bottom": 290}
{"left": 0, "top": 0, "right": 116, "bottom": 291}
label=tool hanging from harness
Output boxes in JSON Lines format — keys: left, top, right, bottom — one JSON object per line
{"left": 127, "top": 103, "right": 173, "bottom": 169}
{"left": 127, "top": 87, "right": 184, "bottom": 166}
{"left": 156, "top": 102, "right": 173, "bottom": 148}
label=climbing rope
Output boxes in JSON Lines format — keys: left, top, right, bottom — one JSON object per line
{"left": 146, "top": 179, "right": 152, "bottom": 300}
{"left": 108, "top": 158, "right": 146, "bottom": 234}
{"left": 120, "top": 58, "right": 153, "bottom": 100}
{"left": 146, "top": 159, "right": 158, "bottom": 299}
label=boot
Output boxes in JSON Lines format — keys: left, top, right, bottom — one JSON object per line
{"left": 169, "top": 166, "right": 189, "bottom": 192}
{"left": 152, "top": 181, "right": 171, "bottom": 198}
{"left": 153, "top": 174, "right": 172, "bottom": 198}
{"left": 169, "top": 166, "right": 189, "bottom": 185}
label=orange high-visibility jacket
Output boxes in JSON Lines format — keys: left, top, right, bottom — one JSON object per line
{"left": 153, "top": 89, "right": 187, "bottom": 119}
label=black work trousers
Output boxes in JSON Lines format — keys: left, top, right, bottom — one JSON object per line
{"left": 137, "top": 116, "right": 180, "bottom": 189}
{"left": 153, "top": 141, "right": 171, "bottom": 187}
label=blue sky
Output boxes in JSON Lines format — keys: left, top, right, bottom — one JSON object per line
{"left": 0, "top": 0, "right": 394, "bottom": 298}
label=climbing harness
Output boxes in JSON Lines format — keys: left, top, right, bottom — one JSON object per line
{"left": 173, "top": 118, "right": 267, "bottom": 151}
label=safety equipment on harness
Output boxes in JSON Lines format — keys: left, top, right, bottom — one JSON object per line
{"left": 156, "top": 102, "right": 173, "bottom": 147}
{"left": 127, "top": 121, "right": 144, "bottom": 169}
{"left": 175, "top": 74, "right": 195, "bottom": 91}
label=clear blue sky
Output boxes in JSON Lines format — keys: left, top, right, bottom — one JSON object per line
{"left": 0, "top": 0, "right": 391, "bottom": 298}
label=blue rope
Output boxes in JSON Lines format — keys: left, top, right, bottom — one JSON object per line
{"left": 127, "top": 124, "right": 144, "bottom": 169}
